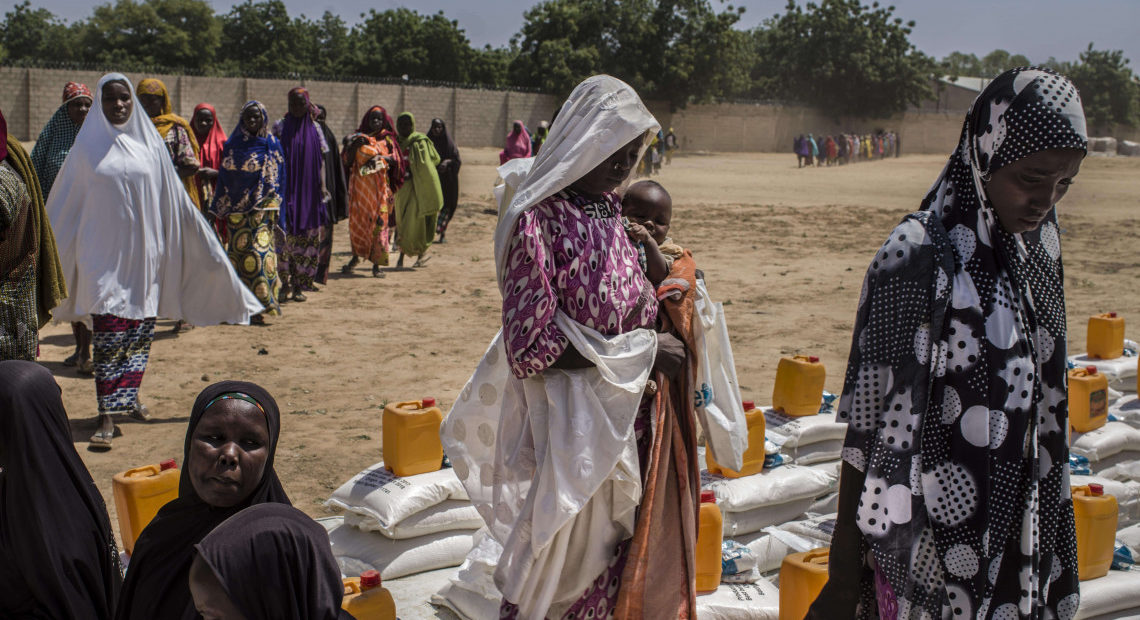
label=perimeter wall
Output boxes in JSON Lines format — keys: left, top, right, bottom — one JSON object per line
{"left": 4, "top": 67, "right": 1134, "bottom": 154}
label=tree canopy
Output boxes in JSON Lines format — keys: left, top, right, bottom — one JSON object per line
{"left": 0, "top": 0, "right": 1135, "bottom": 122}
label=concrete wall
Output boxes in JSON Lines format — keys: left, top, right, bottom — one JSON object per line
{"left": 0, "top": 66, "right": 1060, "bottom": 156}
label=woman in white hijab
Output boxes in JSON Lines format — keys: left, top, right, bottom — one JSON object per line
{"left": 442, "top": 75, "right": 689, "bottom": 619}
{"left": 46, "top": 74, "right": 262, "bottom": 449}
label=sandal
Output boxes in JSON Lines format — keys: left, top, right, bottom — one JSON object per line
{"left": 89, "top": 428, "right": 114, "bottom": 449}
{"left": 63, "top": 352, "right": 79, "bottom": 367}
{"left": 77, "top": 359, "right": 95, "bottom": 376}
{"left": 413, "top": 255, "right": 431, "bottom": 268}
{"left": 128, "top": 402, "right": 152, "bottom": 422}
{"left": 372, "top": 265, "right": 384, "bottom": 278}
{"left": 292, "top": 291, "right": 307, "bottom": 302}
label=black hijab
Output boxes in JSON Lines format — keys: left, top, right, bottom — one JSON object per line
{"left": 0, "top": 360, "right": 122, "bottom": 619}
{"left": 316, "top": 104, "right": 348, "bottom": 222}
{"left": 195, "top": 503, "right": 352, "bottom": 620}
{"left": 115, "top": 381, "right": 290, "bottom": 620}
{"left": 428, "top": 117, "right": 460, "bottom": 167}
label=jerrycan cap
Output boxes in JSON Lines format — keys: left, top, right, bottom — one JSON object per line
{"left": 1085, "top": 366, "right": 1098, "bottom": 375}
{"left": 1109, "top": 312, "right": 1118, "bottom": 318}
{"left": 1088, "top": 483, "right": 1104, "bottom": 496}
{"left": 808, "top": 356, "right": 820, "bottom": 363}
{"left": 159, "top": 458, "right": 177, "bottom": 471}
{"left": 422, "top": 397, "right": 436, "bottom": 408}
{"left": 742, "top": 400, "right": 755, "bottom": 411}
{"left": 360, "top": 569, "right": 381, "bottom": 588}
{"left": 700, "top": 490, "right": 717, "bottom": 504}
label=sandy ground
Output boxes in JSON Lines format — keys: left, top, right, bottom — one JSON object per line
{"left": 36, "top": 147, "right": 1140, "bottom": 546}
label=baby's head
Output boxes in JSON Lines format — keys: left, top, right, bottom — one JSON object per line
{"left": 623, "top": 180, "right": 672, "bottom": 245}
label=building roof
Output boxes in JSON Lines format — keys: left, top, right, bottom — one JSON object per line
{"left": 938, "top": 76, "right": 991, "bottom": 93}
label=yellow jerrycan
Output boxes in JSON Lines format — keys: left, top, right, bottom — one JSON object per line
{"left": 1072, "top": 484, "right": 1118, "bottom": 581}
{"left": 342, "top": 570, "right": 397, "bottom": 619}
{"left": 772, "top": 355, "right": 826, "bottom": 417}
{"left": 779, "top": 548, "right": 830, "bottom": 620}
{"left": 112, "top": 458, "right": 179, "bottom": 554}
{"left": 1087, "top": 312, "right": 1125, "bottom": 359}
{"left": 706, "top": 400, "right": 765, "bottom": 478}
{"left": 1069, "top": 366, "right": 1108, "bottom": 433}
{"left": 382, "top": 398, "right": 444, "bottom": 477}
{"left": 696, "top": 490, "right": 724, "bottom": 593}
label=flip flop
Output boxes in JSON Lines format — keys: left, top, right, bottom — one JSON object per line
{"left": 128, "top": 402, "right": 152, "bottom": 422}
{"left": 413, "top": 255, "right": 431, "bottom": 268}
{"left": 77, "top": 359, "right": 95, "bottom": 376}
{"left": 89, "top": 429, "right": 113, "bottom": 449}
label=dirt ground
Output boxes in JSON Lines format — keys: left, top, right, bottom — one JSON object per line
{"left": 37, "top": 147, "right": 1140, "bottom": 546}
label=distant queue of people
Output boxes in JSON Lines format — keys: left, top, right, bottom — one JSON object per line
{"left": 794, "top": 131, "right": 899, "bottom": 167}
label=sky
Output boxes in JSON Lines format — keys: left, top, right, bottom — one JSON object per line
{"left": 25, "top": 0, "right": 1140, "bottom": 68}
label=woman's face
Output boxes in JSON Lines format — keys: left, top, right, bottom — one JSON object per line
{"left": 396, "top": 115, "right": 413, "bottom": 138}
{"left": 985, "top": 148, "right": 1084, "bottom": 234}
{"left": 241, "top": 106, "right": 263, "bottom": 135}
{"left": 187, "top": 400, "right": 270, "bottom": 508}
{"left": 429, "top": 120, "right": 444, "bottom": 137}
{"left": 287, "top": 92, "right": 308, "bottom": 119}
{"left": 101, "top": 82, "right": 133, "bottom": 126}
{"left": 189, "top": 554, "right": 247, "bottom": 620}
{"left": 570, "top": 137, "right": 644, "bottom": 197}
{"left": 67, "top": 97, "right": 92, "bottom": 126}
{"left": 194, "top": 109, "right": 214, "bottom": 136}
{"left": 367, "top": 110, "right": 386, "bottom": 133}
{"left": 138, "top": 93, "right": 164, "bottom": 118}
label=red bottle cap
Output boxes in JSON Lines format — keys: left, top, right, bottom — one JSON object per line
{"left": 1088, "top": 483, "right": 1104, "bottom": 496}
{"left": 742, "top": 400, "right": 755, "bottom": 411}
{"left": 1109, "top": 312, "right": 1118, "bottom": 318}
{"left": 422, "top": 397, "right": 436, "bottom": 408}
{"left": 809, "top": 356, "right": 820, "bottom": 363}
{"left": 700, "top": 490, "right": 716, "bottom": 504}
{"left": 1085, "top": 366, "right": 1098, "bottom": 375}
{"left": 159, "top": 458, "right": 177, "bottom": 471}
{"left": 360, "top": 569, "right": 381, "bottom": 588}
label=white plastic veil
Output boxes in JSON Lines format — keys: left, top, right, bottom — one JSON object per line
{"left": 45, "top": 73, "right": 262, "bottom": 324}
{"left": 493, "top": 75, "right": 661, "bottom": 288}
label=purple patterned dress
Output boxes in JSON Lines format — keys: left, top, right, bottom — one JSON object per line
{"left": 499, "top": 188, "right": 658, "bottom": 619}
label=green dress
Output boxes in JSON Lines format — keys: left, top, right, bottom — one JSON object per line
{"left": 395, "top": 113, "right": 443, "bottom": 256}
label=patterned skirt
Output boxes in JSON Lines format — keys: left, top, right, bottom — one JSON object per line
{"left": 92, "top": 314, "right": 156, "bottom": 414}
{"left": 225, "top": 210, "right": 282, "bottom": 316}
{"left": 283, "top": 227, "right": 321, "bottom": 291}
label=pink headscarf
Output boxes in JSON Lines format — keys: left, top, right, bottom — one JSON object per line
{"left": 499, "top": 120, "right": 531, "bottom": 164}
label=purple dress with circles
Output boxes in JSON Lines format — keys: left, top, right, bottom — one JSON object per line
{"left": 501, "top": 189, "right": 657, "bottom": 380}
{"left": 498, "top": 189, "right": 658, "bottom": 619}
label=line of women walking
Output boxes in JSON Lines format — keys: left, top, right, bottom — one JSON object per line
{"left": 794, "top": 131, "right": 899, "bottom": 167}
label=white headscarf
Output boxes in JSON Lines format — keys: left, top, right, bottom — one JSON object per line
{"left": 46, "top": 73, "right": 262, "bottom": 324}
{"left": 492, "top": 75, "right": 660, "bottom": 290}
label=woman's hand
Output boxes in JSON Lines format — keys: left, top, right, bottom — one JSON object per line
{"left": 653, "top": 332, "right": 686, "bottom": 378}
{"left": 198, "top": 167, "right": 219, "bottom": 181}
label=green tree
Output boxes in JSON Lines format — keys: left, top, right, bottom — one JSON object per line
{"left": 77, "top": 0, "right": 218, "bottom": 70}
{"left": 218, "top": 0, "right": 309, "bottom": 74}
{"left": 509, "top": 0, "right": 746, "bottom": 107}
{"left": 1066, "top": 44, "right": 1139, "bottom": 130}
{"left": 345, "top": 9, "right": 475, "bottom": 81}
{"left": 757, "top": 0, "right": 934, "bottom": 118}
{"left": 0, "top": 1, "right": 78, "bottom": 63}
{"left": 468, "top": 45, "right": 514, "bottom": 87}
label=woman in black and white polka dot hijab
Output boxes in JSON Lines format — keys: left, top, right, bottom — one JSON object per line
{"left": 809, "top": 67, "right": 1086, "bottom": 620}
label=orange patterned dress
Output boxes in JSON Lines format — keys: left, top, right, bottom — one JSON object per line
{"left": 345, "top": 136, "right": 397, "bottom": 266}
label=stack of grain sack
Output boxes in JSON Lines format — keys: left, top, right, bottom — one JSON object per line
{"left": 1061, "top": 317, "right": 1140, "bottom": 619}
{"left": 323, "top": 463, "right": 481, "bottom": 581}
